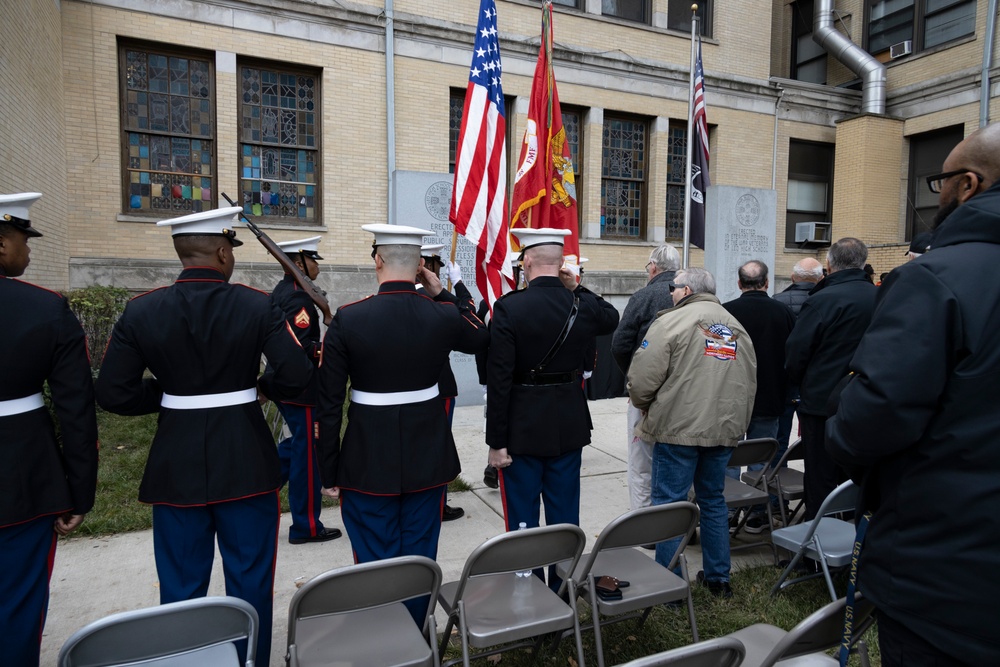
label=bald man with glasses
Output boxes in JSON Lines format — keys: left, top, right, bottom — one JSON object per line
{"left": 828, "top": 123, "right": 1000, "bottom": 665}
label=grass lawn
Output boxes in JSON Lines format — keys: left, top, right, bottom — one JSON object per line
{"left": 81, "top": 408, "right": 879, "bottom": 665}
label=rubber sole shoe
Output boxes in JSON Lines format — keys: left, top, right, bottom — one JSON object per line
{"left": 696, "top": 570, "right": 734, "bottom": 599}
{"left": 744, "top": 514, "right": 769, "bottom": 535}
{"left": 483, "top": 465, "right": 499, "bottom": 489}
{"left": 289, "top": 527, "right": 342, "bottom": 545}
{"left": 442, "top": 505, "right": 465, "bottom": 522}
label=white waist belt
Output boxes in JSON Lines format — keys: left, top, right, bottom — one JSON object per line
{"left": 161, "top": 388, "right": 257, "bottom": 410}
{"left": 0, "top": 392, "right": 44, "bottom": 417}
{"left": 351, "top": 384, "right": 439, "bottom": 406}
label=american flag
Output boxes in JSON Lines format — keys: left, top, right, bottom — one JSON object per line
{"left": 690, "top": 34, "right": 710, "bottom": 249}
{"left": 450, "top": 0, "right": 513, "bottom": 313}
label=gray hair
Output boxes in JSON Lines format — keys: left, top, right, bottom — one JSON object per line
{"left": 675, "top": 267, "right": 716, "bottom": 295}
{"left": 738, "top": 260, "right": 768, "bottom": 290}
{"left": 827, "top": 237, "right": 868, "bottom": 272}
{"left": 377, "top": 244, "right": 420, "bottom": 271}
{"left": 648, "top": 244, "right": 680, "bottom": 272}
{"left": 792, "top": 259, "right": 824, "bottom": 281}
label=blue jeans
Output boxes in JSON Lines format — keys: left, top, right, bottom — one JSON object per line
{"left": 651, "top": 443, "right": 732, "bottom": 583}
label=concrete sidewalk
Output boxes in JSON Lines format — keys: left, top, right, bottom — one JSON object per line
{"left": 40, "top": 397, "right": 779, "bottom": 665}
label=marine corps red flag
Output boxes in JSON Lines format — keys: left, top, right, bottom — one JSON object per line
{"left": 450, "top": 0, "right": 514, "bottom": 314}
{"left": 510, "top": 1, "right": 580, "bottom": 263}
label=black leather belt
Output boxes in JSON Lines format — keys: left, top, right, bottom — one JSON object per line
{"left": 514, "top": 371, "right": 576, "bottom": 386}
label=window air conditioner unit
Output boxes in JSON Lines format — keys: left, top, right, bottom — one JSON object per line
{"left": 890, "top": 40, "right": 912, "bottom": 59}
{"left": 795, "top": 222, "right": 832, "bottom": 245}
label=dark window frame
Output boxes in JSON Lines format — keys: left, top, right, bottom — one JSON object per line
{"left": 118, "top": 39, "right": 217, "bottom": 217}
{"left": 603, "top": 0, "right": 651, "bottom": 25}
{"left": 866, "top": 0, "right": 976, "bottom": 55}
{"left": 791, "top": 0, "right": 827, "bottom": 83}
{"left": 561, "top": 104, "right": 586, "bottom": 233}
{"left": 906, "top": 124, "right": 964, "bottom": 240}
{"left": 785, "top": 139, "right": 835, "bottom": 248}
{"left": 667, "top": 0, "right": 713, "bottom": 38}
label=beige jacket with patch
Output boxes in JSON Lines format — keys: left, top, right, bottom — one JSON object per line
{"left": 627, "top": 292, "right": 757, "bottom": 447}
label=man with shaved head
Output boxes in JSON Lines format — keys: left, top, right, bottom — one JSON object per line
{"left": 827, "top": 123, "right": 1000, "bottom": 665}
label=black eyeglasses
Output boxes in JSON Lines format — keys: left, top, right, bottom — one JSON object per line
{"left": 668, "top": 283, "right": 687, "bottom": 293}
{"left": 371, "top": 244, "right": 378, "bottom": 260}
{"left": 645, "top": 261, "right": 653, "bottom": 271}
{"left": 926, "top": 169, "right": 982, "bottom": 194}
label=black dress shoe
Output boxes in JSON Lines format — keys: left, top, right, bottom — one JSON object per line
{"left": 483, "top": 465, "right": 499, "bottom": 489}
{"left": 289, "top": 527, "right": 342, "bottom": 545}
{"left": 696, "top": 570, "right": 733, "bottom": 599}
{"left": 442, "top": 505, "right": 465, "bottom": 521}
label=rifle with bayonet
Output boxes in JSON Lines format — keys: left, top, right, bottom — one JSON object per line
{"left": 221, "top": 192, "right": 333, "bottom": 325}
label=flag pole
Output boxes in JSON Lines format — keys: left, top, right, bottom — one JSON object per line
{"left": 682, "top": 4, "right": 699, "bottom": 269}
{"left": 448, "top": 227, "right": 458, "bottom": 290}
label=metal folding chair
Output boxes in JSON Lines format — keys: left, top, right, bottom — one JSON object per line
{"left": 723, "top": 438, "right": 779, "bottom": 555}
{"left": 742, "top": 438, "right": 805, "bottom": 528}
{"left": 617, "top": 636, "right": 746, "bottom": 667}
{"left": 286, "top": 555, "right": 442, "bottom": 667}
{"left": 726, "top": 594, "right": 875, "bottom": 667}
{"left": 58, "top": 596, "right": 257, "bottom": 667}
{"left": 771, "top": 480, "right": 859, "bottom": 601}
{"left": 437, "top": 524, "right": 587, "bottom": 667}
{"left": 554, "top": 502, "right": 701, "bottom": 667}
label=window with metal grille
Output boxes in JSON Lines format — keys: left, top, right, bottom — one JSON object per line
{"left": 120, "top": 43, "right": 215, "bottom": 215}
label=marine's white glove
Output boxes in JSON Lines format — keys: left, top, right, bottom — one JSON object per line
{"left": 446, "top": 260, "right": 463, "bottom": 285}
{"left": 582, "top": 370, "right": 593, "bottom": 380}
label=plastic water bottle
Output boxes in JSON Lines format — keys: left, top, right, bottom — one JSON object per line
{"left": 515, "top": 522, "right": 531, "bottom": 578}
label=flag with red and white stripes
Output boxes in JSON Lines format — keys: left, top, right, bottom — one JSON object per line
{"left": 690, "top": 33, "right": 711, "bottom": 250}
{"left": 450, "top": 0, "right": 513, "bottom": 313}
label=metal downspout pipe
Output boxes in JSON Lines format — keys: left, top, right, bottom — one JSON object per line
{"left": 386, "top": 0, "right": 397, "bottom": 224}
{"left": 814, "top": 0, "right": 886, "bottom": 114}
{"left": 981, "top": 0, "right": 997, "bottom": 127}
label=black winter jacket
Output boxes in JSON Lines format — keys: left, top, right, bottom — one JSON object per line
{"left": 784, "top": 268, "right": 876, "bottom": 416}
{"left": 826, "top": 181, "right": 1000, "bottom": 664}
{"left": 772, "top": 281, "right": 815, "bottom": 317}
{"left": 611, "top": 271, "right": 675, "bottom": 374}
{"left": 723, "top": 291, "right": 795, "bottom": 418}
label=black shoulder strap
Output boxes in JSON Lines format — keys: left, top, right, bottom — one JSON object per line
{"left": 530, "top": 292, "right": 580, "bottom": 378}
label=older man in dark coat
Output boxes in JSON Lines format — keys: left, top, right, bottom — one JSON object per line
{"left": 828, "top": 123, "right": 1000, "bottom": 666}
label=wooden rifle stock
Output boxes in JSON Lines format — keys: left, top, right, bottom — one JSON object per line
{"left": 221, "top": 193, "right": 333, "bottom": 325}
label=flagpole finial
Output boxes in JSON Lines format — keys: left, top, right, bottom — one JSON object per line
{"left": 691, "top": 3, "right": 698, "bottom": 11}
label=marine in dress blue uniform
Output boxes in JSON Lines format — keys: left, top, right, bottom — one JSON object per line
{"left": 0, "top": 193, "right": 99, "bottom": 667}
{"left": 486, "top": 229, "right": 619, "bottom": 570}
{"left": 95, "top": 207, "right": 313, "bottom": 667}
{"left": 418, "top": 243, "right": 474, "bottom": 522}
{"left": 271, "top": 236, "right": 342, "bottom": 544}
{"left": 317, "top": 225, "right": 488, "bottom": 576}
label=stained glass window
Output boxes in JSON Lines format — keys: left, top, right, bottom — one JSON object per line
{"left": 239, "top": 63, "right": 319, "bottom": 222}
{"left": 122, "top": 45, "right": 214, "bottom": 214}
{"left": 666, "top": 124, "right": 687, "bottom": 241}
{"left": 601, "top": 115, "right": 647, "bottom": 239}
{"left": 562, "top": 107, "right": 584, "bottom": 229}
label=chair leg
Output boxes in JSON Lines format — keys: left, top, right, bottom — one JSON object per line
{"left": 566, "top": 579, "right": 586, "bottom": 667}
{"left": 770, "top": 547, "right": 806, "bottom": 596}
{"left": 856, "top": 638, "right": 871, "bottom": 667}
{"left": 438, "top": 613, "right": 455, "bottom": 659}
{"left": 679, "top": 554, "right": 698, "bottom": 643}
{"left": 587, "top": 576, "right": 605, "bottom": 667}
{"left": 428, "top": 614, "right": 441, "bottom": 667}
{"left": 765, "top": 502, "right": 779, "bottom": 566}
{"left": 458, "top": 601, "right": 471, "bottom": 667}
{"left": 812, "top": 535, "right": 838, "bottom": 602}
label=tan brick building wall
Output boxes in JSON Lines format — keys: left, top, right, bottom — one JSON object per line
{"left": 0, "top": 0, "right": 69, "bottom": 287}
{"left": 0, "top": 0, "right": 996, "bottom": 294}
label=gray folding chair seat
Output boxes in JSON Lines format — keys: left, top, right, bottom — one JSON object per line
{"left": 617, "top": 636, "right": 746, "bottom": 666}
{"left": 742, "top": 438, "right": 805, "bottom": 527}
{"left": 721, "top": 438, "right": 779, "bottom": 555}
{"left": 771, "top": 480, "right": 859, "bottom": 601}
{"left": 726, "top": 594, "right": 875, "bottom": 667}
{"left": 437, "top": 523, "right": 587, "bottom": 667}
{"left": 553, "top": 502, "right": 700, "bottom": 667}
{"left": 287, "top": 555, "right": 441, "bottom": 667}
{"left": 58, "top": 596, "right": 257, "bottom": 667}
